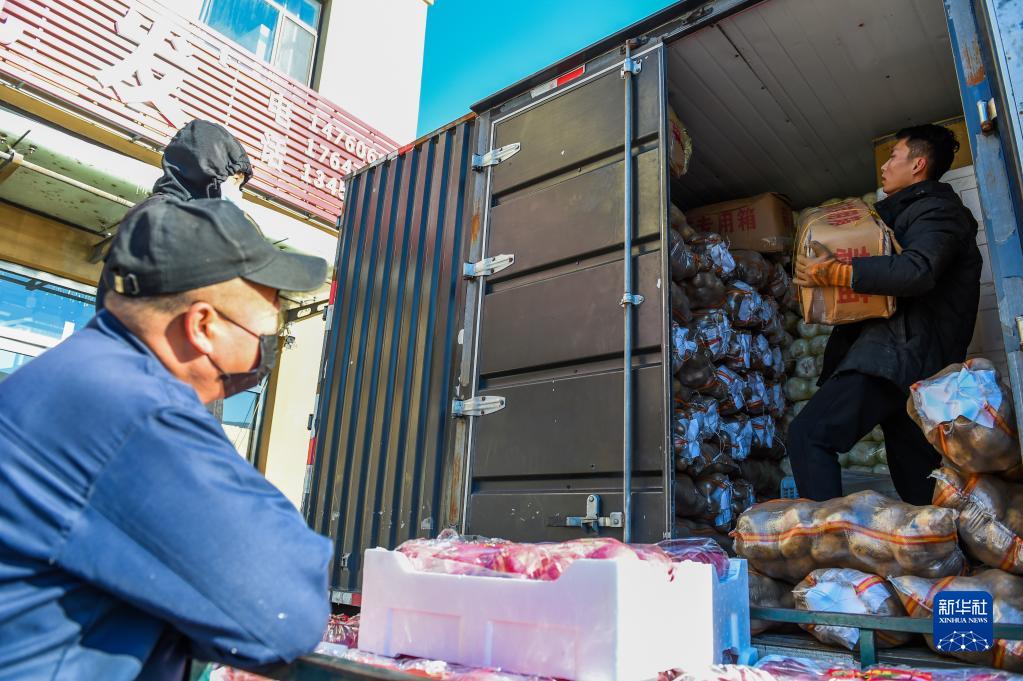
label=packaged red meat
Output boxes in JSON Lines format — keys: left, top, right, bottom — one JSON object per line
{"left": 704, "top": 366, "right": 747, "bottom": 415}
{"left": 659, "top": 664, "right": 774, "bottom": 681}
{"left": 657, "top": 537, "right": 731, "bottom": 579}
{"left": 725, "top": 282, "right": 766, "bottom": 329}
{"left": 719, "top": 416, "right": 754, "bottom": 462}
{"left": 396, "top": 530, "right": 676, "bottom": 582}
{"left": 744, "top": 372, "right": 768, "bottom": 415}
{"left": 690, "top": 311, "right": 734, "bottom": 362}
{"left": 725, "top": 332, "right": 753, "bottom": 371}
{"left": 693, "top": 233, "right": 738, "bottom": 279}
{"left": 670, "top": 228, "right": 702, "bottom": 281}
{"left": 672, "top": 321, "right": 700, "bottom": 374}
{"left": 324, "top": 613, "right": 360, "bottom": 648}
{"left": 732, "top": 250, "right": 773, "bottom": 291}
{"left": 672, "top": 281, "right": 694, "bottom": 323}
{"left": 686, "top": 271, "right": 728, "bottom": 309}
{"left": 754, "top": 655, "right": 831, "bottom": 681}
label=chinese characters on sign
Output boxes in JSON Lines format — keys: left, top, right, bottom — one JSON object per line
{"left": 0, "top": 0, "right": 397, "bottom": 224}
{"left": 933, "top": 591, "right": 993, "bottom": 653}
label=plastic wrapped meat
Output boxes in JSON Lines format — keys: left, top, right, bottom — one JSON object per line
{"left": 766, "top": 263, "right": 792, "bottom": 300}
{"left": 750, "top": 334, "right": 773, "bottom": 373}
{"left": 396, "top": 530, "right": 677, "bottom": 581}
{"left": 739, "top": 459, "right": 785, "bottom": 501}
{"left": 685, "top": 271, "right": 728, "bottom": 310}
{"left": 731, "top": 478, "right": 757, "bottom": 518}
{"left": 689, "top": 310, "right": 734, "bottom": 362}
{"left": 761, "top": 298, "right": 786, "bottom": 345}
{"left": 725, "top": 282, "right": 765, "bottom": 329}
{"left": 733, "top": 491, "right": 965, "bottom": 582}
{"left": 657, "top": 538, "right": 730, "bottom": 579}
{"left": 765, "top": 381, "right": 786, "bottom": 419}
{"left": 719, "top": 416, "right": 754, "bottom": 462}
{"left": 793, "top": 568, "right": 911, "bottom": 650}
{"left": 908, "top": 358, "right": 1019, "bottom": 474}
{"left": 677, "top": 441, "right": 739, "bottom": 480}
{"left": 679, "top": 348, "right": 716, "bottom": 390}
{"left": 724, "top": 332, "right": 753, "bottom": 371}
{"left": 671, "top": 321, "right": 699, "bottom": 374}
{"left": 324, "top": 613, "right": 360, "bottom": 648}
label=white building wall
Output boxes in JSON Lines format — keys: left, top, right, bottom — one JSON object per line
{"left": 314, "top": 0, "right": 427, "bottom": 144}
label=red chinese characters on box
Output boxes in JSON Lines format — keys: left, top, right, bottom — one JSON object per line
{"left": 685, "top": 193, "right": 793, "bottom": 253}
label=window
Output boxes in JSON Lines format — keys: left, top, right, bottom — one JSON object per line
{"left": 0, "top": 261, "right": 96, "bottom": 382}
{"left": 202, "top": 0, "right": 321, "bottom": 84}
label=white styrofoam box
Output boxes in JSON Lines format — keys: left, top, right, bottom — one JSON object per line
{"left": 359, "top": 548, "right": 755, "bottom": 681}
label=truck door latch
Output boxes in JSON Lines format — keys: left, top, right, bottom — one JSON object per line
{"left": 549, "top": 494, "right": 623, "bottom": 532}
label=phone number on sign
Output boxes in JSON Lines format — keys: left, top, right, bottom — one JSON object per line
{"left": 301, "top": 114, "right": 383, "bottom": 199}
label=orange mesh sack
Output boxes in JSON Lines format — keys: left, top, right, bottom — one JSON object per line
{"left": 732, "top": 491, "right": 965, "bottom": 583}
{"left": 889, "top": 570, "right": 1023, "bottom": 671}
{"left": 793, "top": 568, "right": 912, "bottom": 650}
{"left": 908, "top": 359, "right": 1019, "bottom": 473}
{"left": 932, "top": 467, "right": 1023, "bottom": 574}
{"left": 749, "top": 568, "right": 794, "bottom": 636}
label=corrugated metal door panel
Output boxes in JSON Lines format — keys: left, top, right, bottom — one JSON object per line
{"left": 487, "top": 149, "right": 661, "bottom": 282}
{"left": 464, "top": 47, "right": 668, "bottom": 543}
{"left": 307, "top": 119, "right": 477, "bottom": 593}
{"left": 490, "top": 58, "right": 661, "bottom": 196}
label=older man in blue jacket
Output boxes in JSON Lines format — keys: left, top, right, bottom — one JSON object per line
{"left": 0, "top": 198, "right": 332, "bottom": 679}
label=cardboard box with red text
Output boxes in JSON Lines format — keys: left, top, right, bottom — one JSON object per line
{"left": 686, "top": 193, "right": 794, "bottom": 253}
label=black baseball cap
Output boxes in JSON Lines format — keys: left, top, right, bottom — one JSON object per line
{"left": 104, "top": 198, "right": 327, "bottom": 297}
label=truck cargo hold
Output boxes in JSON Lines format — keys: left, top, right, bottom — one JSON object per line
{"left": 297, "top": 0, "right": 1023, "bottom": 676}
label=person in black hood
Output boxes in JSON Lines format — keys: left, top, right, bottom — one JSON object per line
{"left": 788, "top": 124, "right": 983, "bottom": 505}
{"left": 96, "top": 120, "right": 253, "bottom": 310}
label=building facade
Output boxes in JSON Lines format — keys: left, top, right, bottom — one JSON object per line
{"left": 0, "top": 0, "right": 427, "bottom": 507}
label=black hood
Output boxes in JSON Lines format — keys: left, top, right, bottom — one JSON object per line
{"left": 875, "top": 180, "right": 962, "bottom": 232}
{"left": 151, "top": 120, "right": 253, "bottom": 201}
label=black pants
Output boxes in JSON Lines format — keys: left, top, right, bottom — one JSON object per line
{"left": 787, "top": 371, "right": 940, "bottom": 505}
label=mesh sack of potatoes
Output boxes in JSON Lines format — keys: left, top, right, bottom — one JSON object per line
{"left": 749, "top": 567, "right": 795, "bottom": 636}
{"left": 890, "top": 570, "right": 1023, "bottom": 671}
{"left": 793, "top": 568, "right": 912, "bottom": 650}
{"left": 908, "top": 358, "right": 1018, "bottom": 474}
{"left": 732, "top": 491, "right": 965, "bottom": 582}
{"left": 932, "top": 466, "right": 1023, "bottom": 574}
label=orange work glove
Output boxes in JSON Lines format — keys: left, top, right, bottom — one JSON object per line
{"left": 793, "top": 241, "right": 853, "bottom": 288}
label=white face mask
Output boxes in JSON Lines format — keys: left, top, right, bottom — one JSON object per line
{"left": 220, "top": 180, "right": 245, "bottom": 208}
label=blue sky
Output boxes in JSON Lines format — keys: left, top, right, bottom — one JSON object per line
{"left": 417, "top": 0, "right": 676, "bottom": 136}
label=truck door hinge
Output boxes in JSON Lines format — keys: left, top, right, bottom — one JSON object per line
{"left": 620, "top": 57, "right": 642, "bottom": 78}
{"left": 620, "top": 292, "right": 645, "bottom": 307}
{"left": 1015, "top": 316, "right": 1023, "bottom": 351}
{"left": 472, "top": 143, "right": 520, "bottom": 171}
{"left": 464, "top": 253, "right": 515, "bottom": 278}
{"left": 978, "top": 98, "right": 998, "bottom": 134}
{"left": 549, "top": 494, "right": 623, "bottom": 532}
{"left": 452, "top": 395, "right": 506, "bottom": 417}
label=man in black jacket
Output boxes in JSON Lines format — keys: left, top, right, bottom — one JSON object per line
{"left": 96, "top": 119, "right": 252, "bottom": 311}
{"left": 789, "top": 124, "right": 983, "bottom": 505}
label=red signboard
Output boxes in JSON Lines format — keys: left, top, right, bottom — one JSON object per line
{"left": 0, "top": 0, "right": 398, "bottom": 224}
